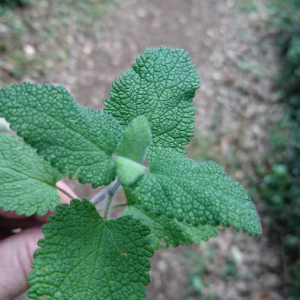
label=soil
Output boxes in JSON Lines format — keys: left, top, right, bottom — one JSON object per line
{"left": 0, "top": 0, "right": 287, "bottom": 299}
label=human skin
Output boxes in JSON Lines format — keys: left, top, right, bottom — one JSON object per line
{"left": 0, "top": 181, "right": 76, "bottom": 300}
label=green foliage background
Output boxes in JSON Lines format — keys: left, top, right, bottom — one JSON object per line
{"left": 0, "top": 0, "right": 32, "bottom": 7}
{"left": 257, "top": 0, "right": 300, "bottom": 297}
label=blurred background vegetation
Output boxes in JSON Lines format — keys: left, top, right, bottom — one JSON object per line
{"left": 255, "top": 0, "right": 300, "bottom": 298}
{"left": 0, "top": 0, "right": 299, "bottom": 299}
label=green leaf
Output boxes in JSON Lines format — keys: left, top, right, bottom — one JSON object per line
{"left": 28, "top": 199, "right": 153, "bottom": 300}
{"left": 117, "top": 116, "right": 152, "bottom": 162}
{"left": 0, "top": 82, "right": 123, "bottom": 187}
{"left": 123, "top": 204, "right": 219, "bottom": 250}
{"left": 104, "top": 46, "right": 200, "bottom": 153}
{"left": 0, "top": 133, "right": 62, "bottom": 216}
{"left": 125, "top": 148, "right": 262, "bottom": 236}
{"left": 115, "top": 156, "right": 147, "bottom": 187}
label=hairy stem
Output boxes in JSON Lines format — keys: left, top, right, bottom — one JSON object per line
{"left": 56, "top": 185, "right": 75, "bottom": 200}
{"left": 112, "top": 203, "right": 127, "bottom": 209}
{"left": 104, "top": 193, "right": 114, "bottom": 220}
{"left": 91, "top": 179, "right": 120, "bottom": 206}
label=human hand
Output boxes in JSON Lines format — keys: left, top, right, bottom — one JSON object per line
{"left": 0, "top": 181, "right": 76, "bottom": 300}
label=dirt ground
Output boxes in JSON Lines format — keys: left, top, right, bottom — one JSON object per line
{"left": 0, "top": 0, "right": 287, "bottom": 299}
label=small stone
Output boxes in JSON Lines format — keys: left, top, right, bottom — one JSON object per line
{"left": 24, "top": 45, "right": 36, "bottom": 57}
{"left": 206, "top": 29, "right": 215, "bottom": 37}
{"left": 179, "top": 16, "right": 187, "bottom": 24}
{"left": 212, "top": 72, "right": 223, "bottom": 81}
{"left": 157, "top": 260, "right": 168, "bottom": 273}
{"left": 137, "top": 8, "right": 146, "bottom": 18}
{"left": 83, "top": 44, "right": 92, "bottom": 56}
{"left": 230, "top": 245, "right": 244, "bottom": 266}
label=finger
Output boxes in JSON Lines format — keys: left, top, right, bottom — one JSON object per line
{"left": 0, "top": 209, "right": 26, "bottom": 219}
{"left": 0, "top": 214, "right": 42, "bottom": 235}
{"left": 0, "top": 227, "right": 42, "bottom": 299}
{"left": 0, "top": 181, "right": 77, "bottom": 223}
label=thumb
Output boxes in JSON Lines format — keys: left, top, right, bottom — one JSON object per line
{"left": 0, "top": 227, "right": 42, "bottom": 300}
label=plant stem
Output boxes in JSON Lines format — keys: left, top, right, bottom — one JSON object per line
{"left": 112, "top": 203, "right": 127, "bottom": 209}
{"left": 56, "top": 185, "right": 75, "bottom": 200}
{"left": 104, "top": 193, "right": 114, "bottom": 219}
{"left": 91, "top": 179, "right": 120, "bottom": 206}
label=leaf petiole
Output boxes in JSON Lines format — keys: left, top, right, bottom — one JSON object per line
{"left": 56, "top": 185, "right": 75, "bottom": 200}
{"left": 112, "top": 203, "right": 127, "bottom": 209}
{"left": 104, "top": 193, "right": 114, "bottom": 219}
{"left": 91, "top": 179, "right": 120, "bottom": 206}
